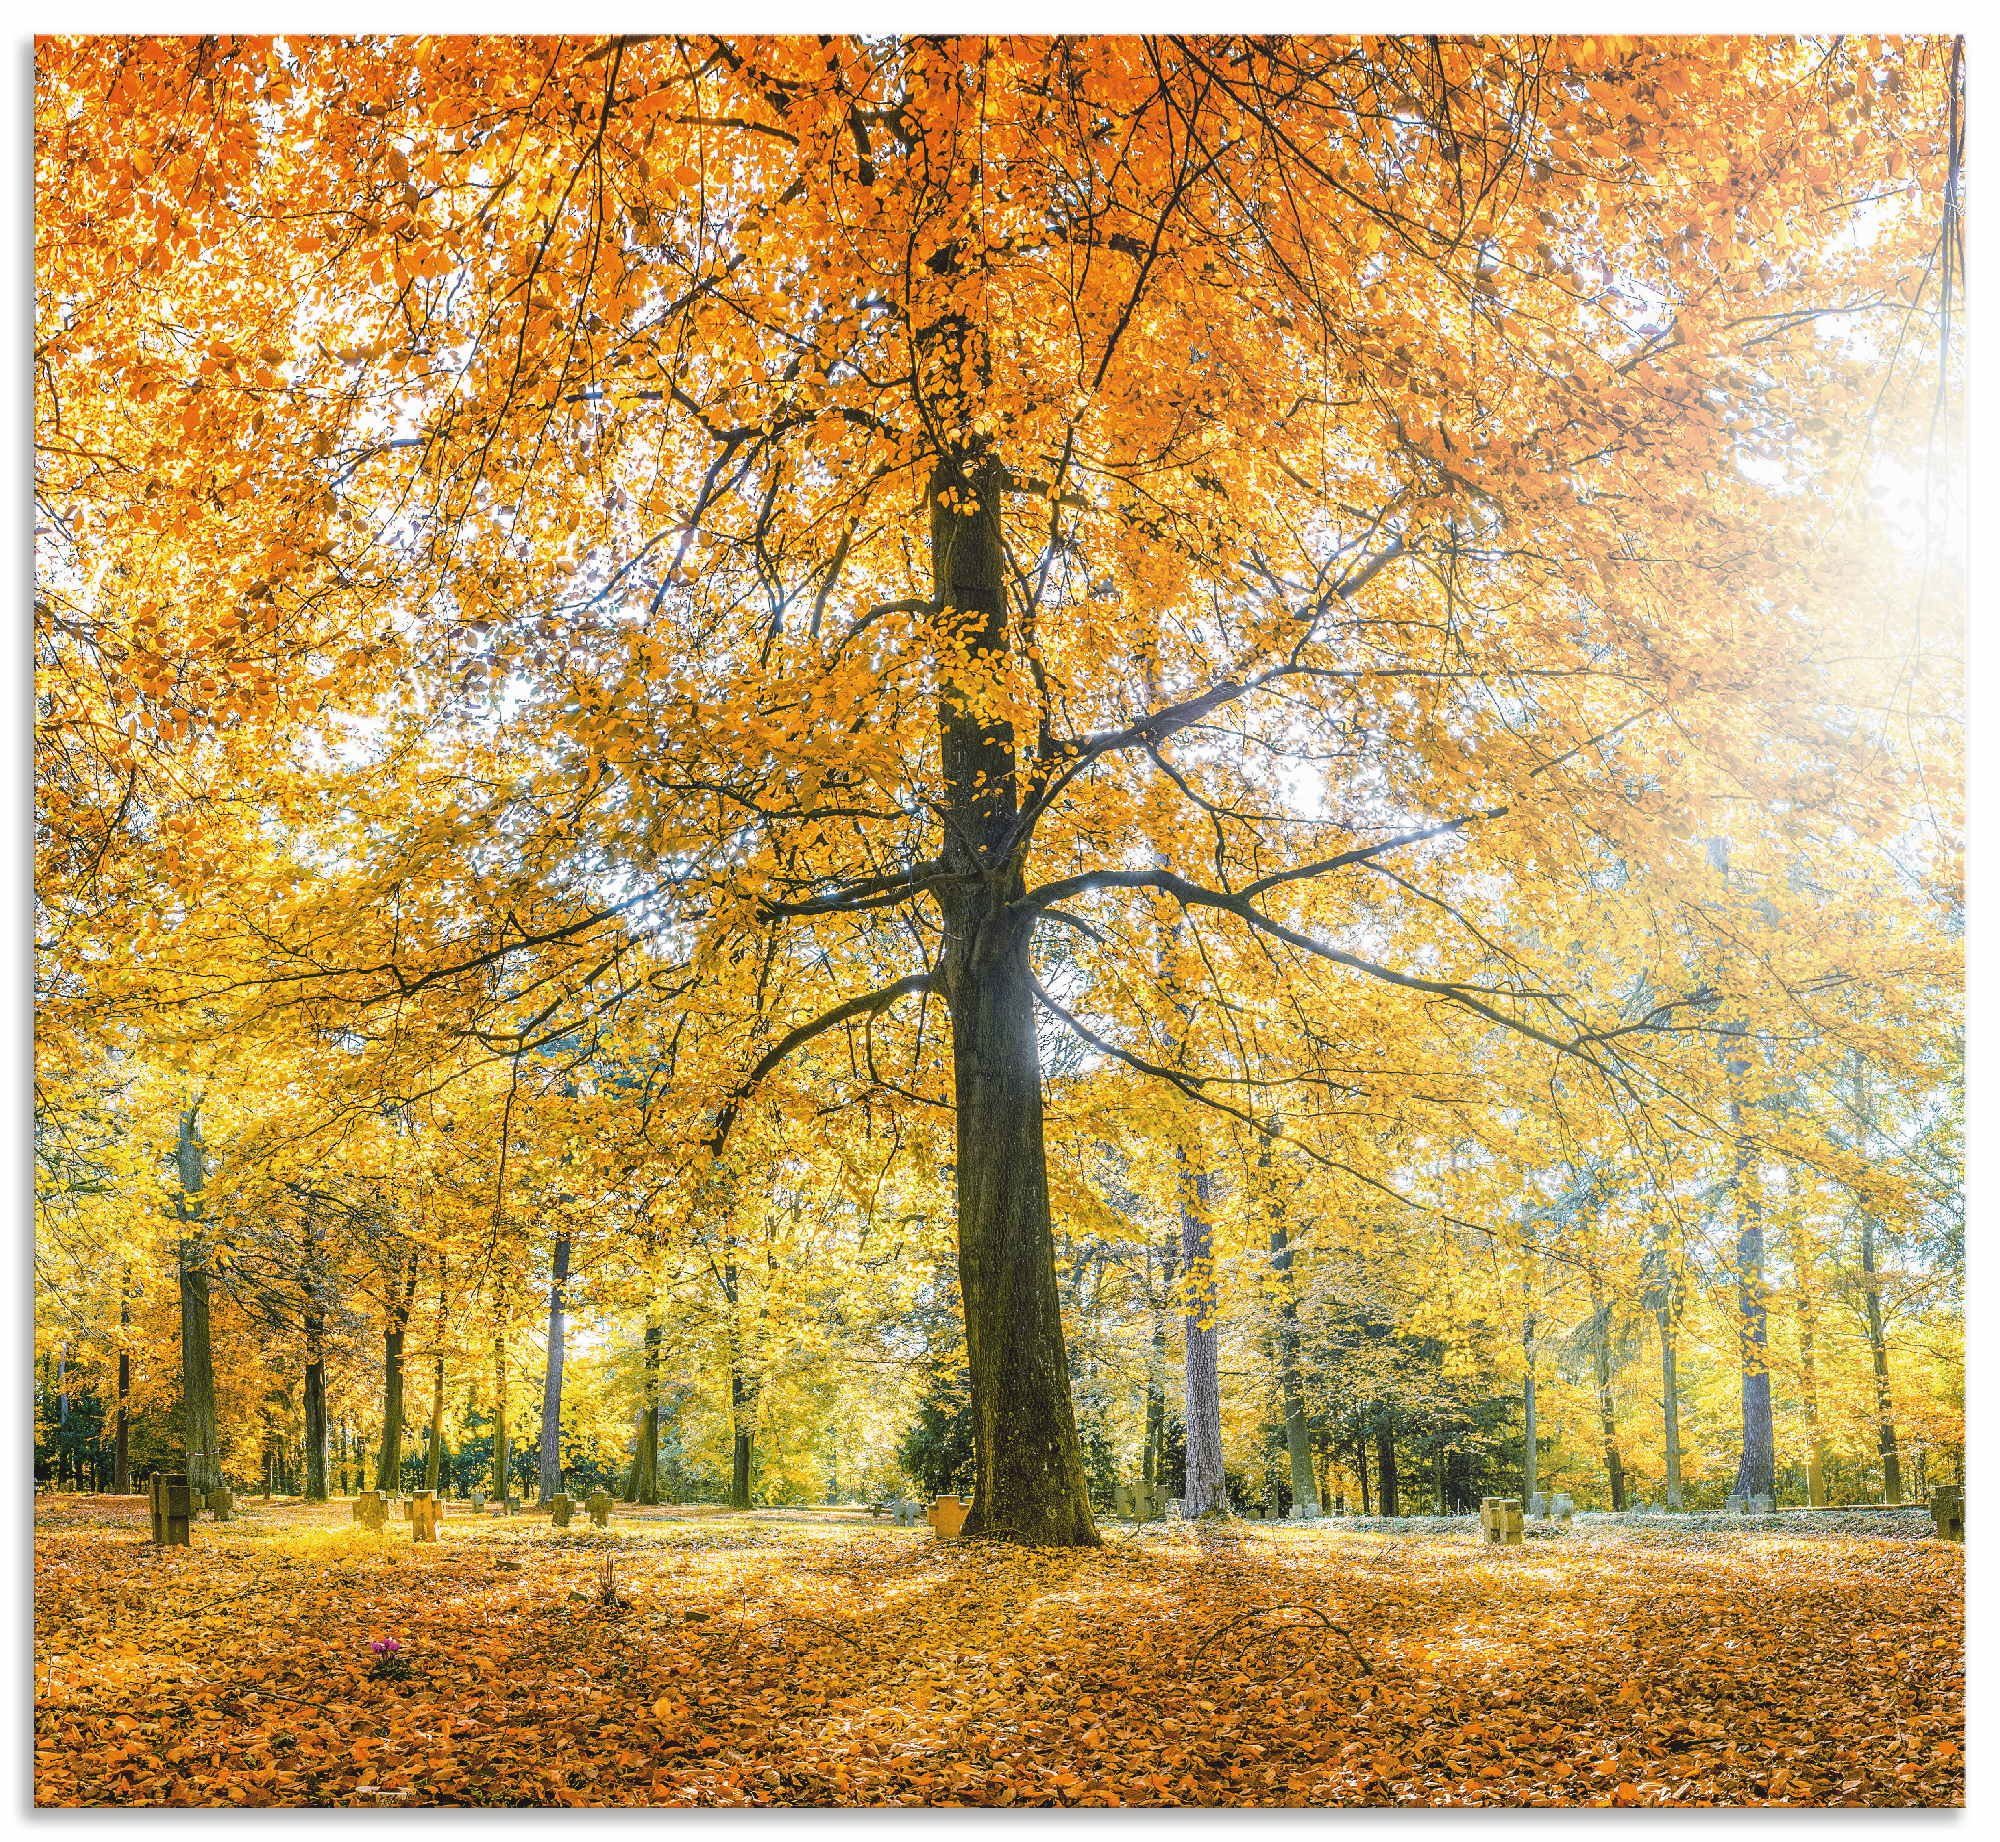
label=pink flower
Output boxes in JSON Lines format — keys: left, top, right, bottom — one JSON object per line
{"left": 370, "top": 1636, "right": 401, "bottom": 1658}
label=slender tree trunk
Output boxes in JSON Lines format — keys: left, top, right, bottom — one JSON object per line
{"left": 491, "top": 1301, "right": 511, "bottom": 1503}
{"left": 1590, "top": 1280, "right": 1627, "bottom": 1511}
{"left": 425, "top": 1352, "right": 446, "bottom": 1492}
{"left": 301, "top": 1206, "right": 328, "bottom": 1501}
{"left": 174, "top": 1106, "right": 222, "bottom": 1495}
{"left": 930, "top": 449, "right": 1096, "bottom": 1547}
{"left": 629, "top": 1314, "right": 662, "bottom": 1504}
{"left": 1375, "top": 1416, "right": 1399, "bottom": 1517}
{"left": 1859, "top": 1212, "right": 1904, "bottom": 1502}
{"left": 112, "top": 1281, "right": 132, "bottom": 1494}
{"left": 1177, "top": 1162, "right": 1229, "bottom": 1518}
{"left": 375, "top": 1253, "right": 419, "bottom": 1492}
{"left": 1142, "top": 1239, "right": 1174, "bottom": 1489}
{"left": 1354, "top": 1430, "right": 1371, "bottom": 1515}
{"left": 537, "top": 1228, "right": 572, "bottom": 1503}
{"left": 729, "top": 1367, "right": 753, "bottom": 1509}
{"left": 1795, "top": 1233, "right": 1829, "bottom": 1507}
{"left": 1268, "top": 1216, "right": 1321, "bottom": 1516}
{"left": 1522, "top": 1345, "right": 1539, "bottom": 1509}
{"left": 303, "top": 1317, "right": 328, "bottom": 1501}
{"left": 1657, "top": 1302, "right": 1683, "bottom": 1510}
{"left": 1730, "top": 1126, "right": 1775, "bottom": 1501}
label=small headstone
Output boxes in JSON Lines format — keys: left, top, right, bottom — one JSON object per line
{"left": 1165, "top": 1497, "right": 1184, "bottom": 1519}
{"left": 1528, "top": 1491, "right": 1546, "bottom": 1519}
{"left": 1931, "top": 1486, "right": 1964, "bottom": 1542}
{"left": 1112, "top": 1484, "right": 1136, "bottom": 1519}
{"left": 888, "top": 1497, "right": 919, "bottom": 1526}
{"left": 586, "top": 1488, "right": 612, "bottom": 1527}
{"left": 549, "top": 1493, "right": 574, "bottom": 1528}
{"left": 148, "top": 1471, "right": 193, "bottom": 1546}
{"left": 411, "top": 1490, "right": 441, "bottom": 1542}
{"left": 206, "top": 1487, "right": 235, "bottom": 1521}
{"left": 354, "top": 1489, "right": 388, "bottom": 1532}
{"left": 1725, "top": 1492, "right": 1746, "bottom": 1515}
{"left": 1549, "top": 1493, "right": 1575, "bottom": 1523}
{"left": 470, "top": 1489, "right": 486, "bottom": 1512}
{"left": 927, "top": 1494, "right": 969, "bottom": 1539}
{"left": 1480, "top": 1496, "right": 1524, "bottom": 1546}
{"left": 1287, "top": 1503, "right": 1312, "bottom": 1523}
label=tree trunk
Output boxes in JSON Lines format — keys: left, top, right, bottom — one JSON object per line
{"left": 424, "top": 1352, "right": 446, "bottom": 1492}
{"left": 1590, "top": 1283, "right": 1627, "bottom": 1511}
{"left": 301, "top": 1207, "right": 328, "bottom": 1501}
{"left": 1268, "top": 1217, "right": 1321, "bottom": 1516}
{"left": 1177, "top": 1162, "right": 1228, "bottom": 1518}
{"left": 491, "top": 1296, "right": 511, "bottom": 1503}
{"left": 1859, "top": 1212, "right": 1903, "bottom": 1502}
{"left": 729, "top": 1365, "right": 753, "bottom": 1509}
{"left": 1142, "top": 1238, "right": 1174, "bottom": 1490}
{"left": 174, "top": 1106, "right": 222, "bottom": 1495}
{"left": 375, "top": 1252, "right": 419, "bottom": 1492}
{"left": 930, "top": 449, "right": 1096, "bottom": 1547}
{"left": 1374, "top": 1416, "right": 1398, "bottom": 1517}
{"left": 1657, "top": 1303, "right": 1683, "bottom": 1510}
{"left": 112, "top": 1282, "right": 132, "bottom": 1494}
{"left": 1730, "top": 1128, "right": 1775, "bottom": 1501}
{"left": 629, "top": 1315, "right": 662, "bottom": 1504}
{"left": 1522, "top": 1348, "right": 1539, "bottom": 1509}
{"left": 303, "top": 1319, "right": 328, "bottom": 1502}
{"left": 537, "top": 1228, "right": 572, "bottom": 1503}
{"left": 1794, "top": 1233, "right": 1829, "bottom": 1507}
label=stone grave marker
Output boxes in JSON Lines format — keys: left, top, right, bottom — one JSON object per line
{"left": 148, "top": 1471, "right": 193, "bottom": 1546}
{"left": 470, "top": 1489, "right": 486, "bottom": 1512}
{"left": 354, "top": 1489, "right": 388, "bottom": 1532}
{"left": 1931, "top": 1485, "right": 1964, "bottom": 1542}
{"left": 411, "top": 1490, "right": 441, "bottom": 1543}
{"left": 927, "top": 1494, "right": 969, "bottom": 1540}
{"left": 586, "top": 1488, "right": 612, "bottom": 1527}
{"left": 1165, "top": 1497, "right": 1184, "bottom": 1519}
{"left": 206, "top": 1487, "right": 235, "bottom": 1521}
{"left": 1549, "top": 1492, "right": 1575, "bottom": 1523}
{"left": 1479, "top": 1495, "right": 1524, "bottom": 1546}
{"left": 549, "top": 1493, "right": 574, "bottom": 1528}
{"left": 888, "top": 1497, "right": 919, "bottom": 1526}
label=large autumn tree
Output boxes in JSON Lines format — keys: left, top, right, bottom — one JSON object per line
{"left": 36, "top": 34, "right": 1961, "bottom": 1541}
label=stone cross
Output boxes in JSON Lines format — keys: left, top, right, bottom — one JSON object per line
{"left": 470, "top": 1489, "right": 486, "bottom": 1512}
{"left": 1931, "top": 1485, "right": 1964, "bottom": 1542}
{"left": 1549, "top": 1492, "right": 1575, "bottom": 1522}
{"left": 353, "top": 1489, "right": 388, "bottom": 1531}
{"left": 927, "top": 1495, "right": 969, "bottom": 1539}
{"left": 586, "top": 1489, "right": 612, "bottom": 1528}
{"left": 549, "top": 1493, "right": 574, "bottom": 1528}
{"left": 148, "top": 1471, "right": 193, "bottom": 1546}
{"left": 206, "top": 1486, "right": 235, "bottom": 1522}
{"left": 888, "top": 1497, "right": 919, "bottom": 1525}
{"left": 1480, "top": 1496, "right": 1524, "bottom": 1545}
{"left": 411, "top": 1490, "right": 441, "bottom": 1542}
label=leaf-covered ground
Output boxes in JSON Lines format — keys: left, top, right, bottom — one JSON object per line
{"left": 34, "top": 1497, "right": 1963, "bottom": 1808}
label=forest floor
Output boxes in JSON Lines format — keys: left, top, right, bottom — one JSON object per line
{"left": 34, "top": 1494, "right": 1963, "bottom": 1808}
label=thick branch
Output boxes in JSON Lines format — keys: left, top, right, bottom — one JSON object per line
{"left": 707, "top": 973, "right": 933, "bottom": 1157}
